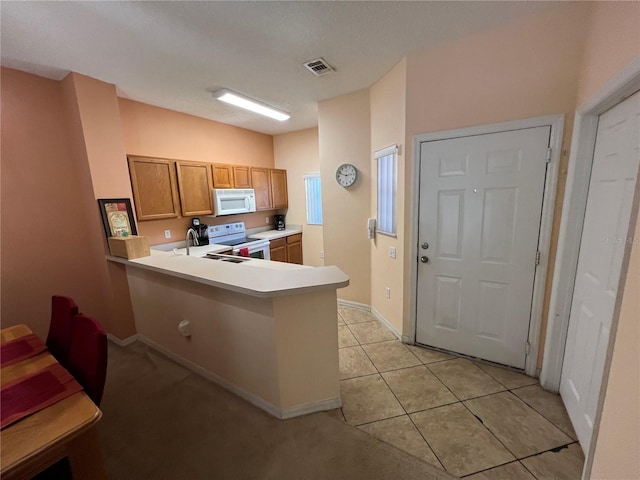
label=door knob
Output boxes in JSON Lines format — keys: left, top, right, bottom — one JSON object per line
{"left": 420, "top": 256, "right": 429, "bottom": 263}
{"left": 421, "top": 242, "right": 429, "bottom": 250}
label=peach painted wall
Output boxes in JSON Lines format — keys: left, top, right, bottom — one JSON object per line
{"left": 273, "top": 128, "right": 324, "bottom": 267}
{"left": 318, "top": 90, "right": 371, "bottom": 305}
{"left": 369, "top": 59, "right": 407, "bottom": 334}
{"left": 117, "top": 99, "right": 277, "bottom": 245}
{"left": 60, "top": 72, "right": 137, "bottom": 338}
{"left": 403, "top": 3, "right": 589, "bottom": 360}
{"left": 576, "top": 2, "right": 640, "bottom": 106}
{"left": 1, "top": 68, "right": 116, "bottom": 337}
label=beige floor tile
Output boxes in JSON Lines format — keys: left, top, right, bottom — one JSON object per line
{"left": 411, "top": 403, "right": 515, "bottom": 477}
{"left": 340, "top": 375, "right": 405, "bottom": 425}
{"left": 464, "top": 392, "right": 573, "bottom": 458}
{"left": 512, "top": 385, "right": 577, "bottom": 440}
{"left": 338, "top": 346, "right": 377, "bottom": 380}
{"left": 338, "top": 325, "right": 358, "bottom": 348}
{"left": 382, "top": 366, "right": 457, "bottom": 413}
{"left": 337, "top": 314, "right": 345, "bottom": 325}
{"left": 408, "top": 345, "right": 455, "bottom": 364}
{"left": 474, "top": 362, "right": 538, "bottom": 389}
{"left": 348, "top": 321, "right": 397, "bottom": 344}
{"left": 428, "top": 359, "right": 505, "bottom": 400}
{"left": 359, "top": 416, "right": 443, "bottom": 469}
{"left": 362, "top": 341, "right": 421, "bottom": 372}
{"left": 465, "top": 461, "right": 536, "bottom": 480}
{"left": 338, "top": 306, "right": 375, "bottom": 324}
{"left": 521, "top": 443, "right": 585, "bottom": 480}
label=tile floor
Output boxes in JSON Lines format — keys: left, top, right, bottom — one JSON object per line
{"left": 332, "top": 305, "right": 585, "bottom": 479}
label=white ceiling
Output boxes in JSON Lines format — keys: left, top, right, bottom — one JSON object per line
{"left": 1, "top": 1, "right": 561, "bottom": 135}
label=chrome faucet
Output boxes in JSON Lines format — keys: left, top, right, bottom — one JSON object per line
{"left": 186, "top": 228, "right": 199, "bottom": 256}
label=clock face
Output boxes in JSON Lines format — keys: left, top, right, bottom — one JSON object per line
{"left": 336, "top": 163, "right": 358, "bottom": 187}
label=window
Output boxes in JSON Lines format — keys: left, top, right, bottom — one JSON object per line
{"left": 376, "top": 145, "right": 398, "bottom": 236}
{"left": 304, "top": 173, "right": 323, "bottom": 225}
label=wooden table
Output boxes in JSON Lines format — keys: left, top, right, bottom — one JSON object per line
{"left": 1, "top": 325, "right": 107, "bottom": 480}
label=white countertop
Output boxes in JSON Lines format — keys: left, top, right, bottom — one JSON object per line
{"left": 249, "top": 227, "right": 302, "bottom": 241}
{"left": 108, "top": 249, "right": 349, "bottom": 298}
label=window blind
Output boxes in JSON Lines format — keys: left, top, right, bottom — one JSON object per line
{"left": 304, "top": 173, "right": 323, "bottom": 225}
{"left": 376, "top": 145, "right": 398, "bottom": 236}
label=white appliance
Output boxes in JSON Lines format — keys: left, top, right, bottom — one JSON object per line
{"left": 207, "top": 222, "right": 270, "bottom": 260}
{"left": 212, "top": 188, "right": 256, "bottom": 216}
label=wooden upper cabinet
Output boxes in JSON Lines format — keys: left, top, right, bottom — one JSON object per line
{"left": 128, "top": 156, "right": 180, "bottom": 220}
{"left": 176, "top": 161, "right": 214, "bottom": 216}
{"left": 233, "top": 166, "right": 252, "bottom": 188}
{"left": 212, "top": 164, "right": 234, "bottom": 189}
{"left": 270, "top": 169, "right": 288, "bottom": 209}
{"left": 251, "top": 167, "right": 272, "bottom": 210}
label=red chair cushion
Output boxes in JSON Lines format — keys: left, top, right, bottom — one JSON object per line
{"left": 67, "top": 314, "right": 108, "bottom": 406}
{"left": 46, "top": 295, "right": 79, "bottom": 366}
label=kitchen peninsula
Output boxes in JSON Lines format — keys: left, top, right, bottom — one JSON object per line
{"left": 108, "top": 250, "right": 349, "bottom": 419}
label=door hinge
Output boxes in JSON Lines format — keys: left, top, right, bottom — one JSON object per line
{"left": 546, "top": 148, "right": 552, "bottom": 163}
{"left": 525, "top": 341, "right": 531, "bottom": 355}
{"left": 535, "top": 250, "right": 541, "bottom": 266}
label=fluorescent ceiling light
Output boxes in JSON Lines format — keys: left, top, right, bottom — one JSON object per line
{"left": 213, "top": 89, "right": 290, "bottom": 121}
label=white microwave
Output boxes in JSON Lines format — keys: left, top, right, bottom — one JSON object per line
{"left": 212, "top": 188, "right": 256, "bottom": 216}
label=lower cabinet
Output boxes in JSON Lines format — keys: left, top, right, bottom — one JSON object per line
{"left": 286, "top": 233, "right": 303, "bottom": 265}
{"left": 269, "top": 238, "right": 287, "bottom": 263}
{"left": 269, "top": 233, "right": 303, "bottom": 264}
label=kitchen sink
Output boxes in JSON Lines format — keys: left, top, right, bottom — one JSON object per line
{"left": 205, "top": 253, "right": 250, "bottom": 263}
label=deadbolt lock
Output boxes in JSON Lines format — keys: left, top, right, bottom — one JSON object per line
{"left": 421, "top": 242, "right": 429, "bottom": 250}
{"left": 420, "top": 256, "right": 429, "bottom": 263}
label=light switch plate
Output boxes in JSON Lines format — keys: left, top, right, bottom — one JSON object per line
{"left": 389, "top": 246, "right": 396, "bottom": 259}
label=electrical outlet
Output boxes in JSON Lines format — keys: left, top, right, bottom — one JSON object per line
{"left": 389, "top": 246, "right": 396, "bottom": 259}
{"left": 164, "top": 230, "right": 171, "bottom": 239}
{"left": 320, "top": 251, "right": 324, "bottom": 258}
{"left": 266, "top": 217, "right": 270, "bottom": 224}
{"left": 385, "top": 287, "right": 391, "bottom": 299}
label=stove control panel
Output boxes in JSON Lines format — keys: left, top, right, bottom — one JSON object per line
{"left": 207, "top": 222, "right": 246, "bottom": 240}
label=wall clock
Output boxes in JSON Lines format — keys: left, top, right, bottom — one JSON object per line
{"left": 335, "top": 163, "right": 358, "bottom": 188}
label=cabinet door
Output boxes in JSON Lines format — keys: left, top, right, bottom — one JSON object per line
{"left": 270, "top": 169, "right": 288, "bottom": 209}
{"left": 176, "top": 161, "right": 214, "bottom": 216}
{"left": 251, "top": 168, "right": 272, "bottom": 210}
{"left": 270, "top": 238, "right": 287, "bottom": 262}
{"left": 286, "top": 233, "right": 303, "bottom": 264}
{"left": 212, "top": 164, "right": 234, "bottom": 189}
{"left": 233, "top": 166, "right": 252, "bottom": 188}
{"left": 128, "top": 156, "right": 180, "bottom": 220}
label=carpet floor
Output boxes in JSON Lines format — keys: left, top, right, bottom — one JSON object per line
{"left": 98, "top": 342, "right": 456, "bottom": 480}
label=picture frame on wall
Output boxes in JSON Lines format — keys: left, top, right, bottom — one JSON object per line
{"left": 97, "top": 198, "right": 138, "bottom": 238}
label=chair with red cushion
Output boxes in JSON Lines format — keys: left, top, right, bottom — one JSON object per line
{"left": 45, "top": 295, "right": 79, "bottom": 366}
{"left": 67, "top": 313, "right": 108, "bottom": 406}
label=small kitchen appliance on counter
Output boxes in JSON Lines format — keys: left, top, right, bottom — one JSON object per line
{"left": 191, "top": 218, "right": 209, "bottom": 245}
{"left": 274, "top": 215, "right": 286, "bottom": 231}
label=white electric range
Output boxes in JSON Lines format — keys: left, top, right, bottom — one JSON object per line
{"left": 207, "top": 222, "right": 271, "bottom": 260}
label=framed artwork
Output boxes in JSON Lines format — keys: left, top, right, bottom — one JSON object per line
{"left": 98, "top": 198, "right": 138, "bottom": 238}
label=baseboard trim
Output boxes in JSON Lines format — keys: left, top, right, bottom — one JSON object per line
{"left": 132, "top": 334, "right": 338, "bottom": 420}
{"left": 337, "top": 299, "right": 370, "bottom": 311}
{"left": 338, "top": 300, "right": 404, "bottom": 342}
{"left": 370, "top": 307, "right": 401, "bottom": 340}
{"left": 107, "top": 333, "right": 139, "bottom": 347}
{"left": 280, "top": 397, "right": 342, "bottom": 419}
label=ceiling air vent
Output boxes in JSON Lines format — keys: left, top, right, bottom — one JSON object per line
{"left": 303, "top": 58, "right": 335, "bottom": 77}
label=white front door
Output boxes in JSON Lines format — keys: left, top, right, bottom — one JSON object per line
{"left": 416, "top": 126, "right": 550, "bottom": 369}
{"left": 560, "top": 90, "right": 640, "bottom": 452}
